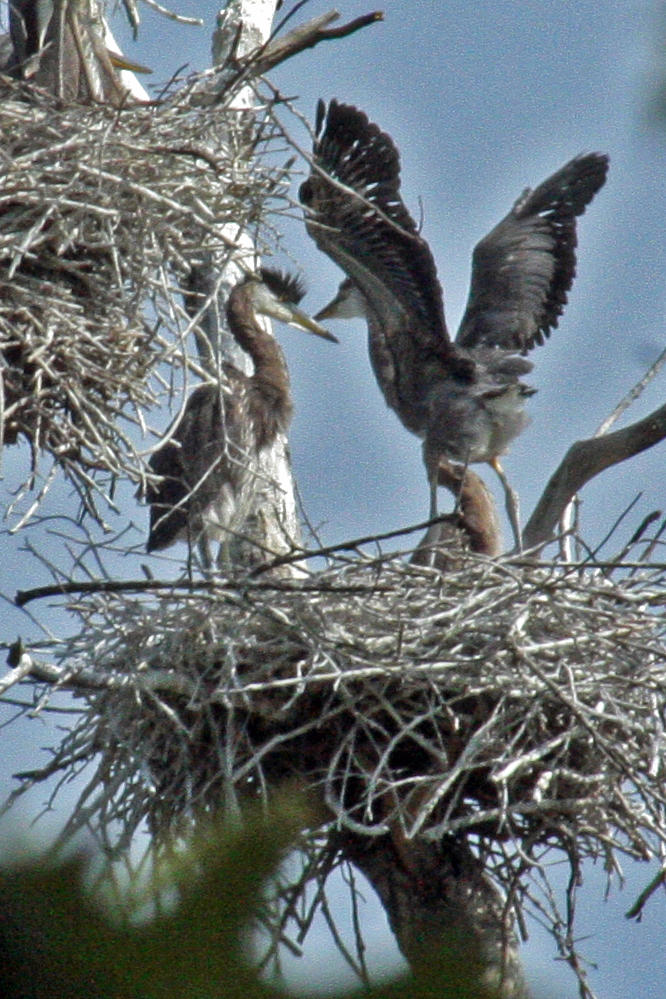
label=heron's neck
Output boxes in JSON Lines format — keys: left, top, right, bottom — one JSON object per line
{"left": 226, "top": 292, "right": 292, "bottom": 442}
{"left": 227, "top": 296, "right": 285, "bottom": 377}
{"left": 241, "top": 325, "right": 289, "bottom": 393}
{"left": 248, "top": 341, "right": 293, "bottom": 448}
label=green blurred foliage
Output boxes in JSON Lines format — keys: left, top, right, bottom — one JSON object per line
{"left": 0, "top": 804, "right": 502, "bottom": 999}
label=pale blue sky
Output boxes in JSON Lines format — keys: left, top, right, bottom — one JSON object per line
{"left": 1, "top": 3, "right": 665, "bottom": 997}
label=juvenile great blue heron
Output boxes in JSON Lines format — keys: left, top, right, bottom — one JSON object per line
{"left": 145, "top": 268, "right": 336, "bottom": 559}
{"left": 300, "top": 100, "right": 608, "bottom": 539}
{"left": 4, "top": 0, "right": 149, "bottom": 102}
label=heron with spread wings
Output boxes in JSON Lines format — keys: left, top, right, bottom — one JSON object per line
{"left": 300, "top": 100, "right": 608, "bottom": 543}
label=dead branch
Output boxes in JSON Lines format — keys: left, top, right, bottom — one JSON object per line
{"left": 625, "top": 865, "right": 666, "bottom": 920}
{"left": 242, "top": 10, "right": 384, "bottom": 77}
{"left": 138, "top": 1, "right": 203, "bottom": 27}
{"left": 523, "top": 401, "right": 666, "bottom": 549}
{"left": 595, "top": 343, "right": 666, "bottom": 436}
{"left": 14, "top": 574, "right": 385, "bottom": 608}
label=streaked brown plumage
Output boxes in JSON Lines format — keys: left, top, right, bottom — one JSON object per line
{"left": 145, "top": 268, "right": 335, "bottom": 556}
{"left": 300, "top": 100, "right": 608, "bottom": 529}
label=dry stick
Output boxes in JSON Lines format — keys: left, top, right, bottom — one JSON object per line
{"left": 15, "top": 521, "right": 519, "bottom": 607}
{"left": 15, "top": 510, "right": 461, "bottom": 603}
{"left": 595, "top": 344, "right": 666, "bottom": 437}
{"left": 240, "top": 10, "right": 384, "bottom": 77}
{"left": 625, "top": 865, "right": 666, "bottom": 919}
{"left": 139, "top": 0, "right": 203, "bottom": 27}
{"left": 14, "top": 575, "right": 388, "bottom": 608}
{"left": 121, "top": 0, "right": 141, "bottom": 35}
{"left": 523, "top": 401, "right": 666, "bottom": 550}
{"left": 247, "top": 513, "right": 466, "bottom": 577}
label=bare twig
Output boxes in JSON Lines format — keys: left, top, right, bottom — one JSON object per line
{"left": 625, "top": 866, "right": 666, "bottom": 920}
{"left": 138, "top": 0, "right": 203, "bottom": 27}
{"left": 595, "top": 344, "right": 666, "bottom": 436}
{"left": 15, "top": 575, "right": 387, "bottom": 608}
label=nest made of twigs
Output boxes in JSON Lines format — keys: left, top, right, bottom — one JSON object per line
{"left": 0, "top": 73, "right": 292, "bottom": 507}
{"left": 17, "top": 548, "right": 665, "bottom": 873}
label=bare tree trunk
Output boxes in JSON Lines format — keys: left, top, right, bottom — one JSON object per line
{"left": 185, "top": 0, "right": 304, "bottom": 572}
{"left": 205, "top": 4, "right": 530, "bottom": 986}
{"left": 335, "top": 830, "right": 529, "bottom": 998}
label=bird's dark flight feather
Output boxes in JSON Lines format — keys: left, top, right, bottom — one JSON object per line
{"left": 456, "top": 153, "right": 609, "bottom": 353}
{"left": 300, "top": 99, "right": 450, "bottom": 355}
{"left": 300, "top": 99, "right": 608, "bottom": 504}
{"left": 146, "top": 383, "right": 234, "bottom": 552}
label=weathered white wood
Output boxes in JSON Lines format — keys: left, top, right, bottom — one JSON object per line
{"left": 192, "top": 1, "right": 305, "bottom": 571}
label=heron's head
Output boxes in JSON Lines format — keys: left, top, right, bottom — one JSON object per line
{"left": 246, "top": 268, "right": 337, "bottom": 342}
{"left": 314, "top": 279, "right": 367, "bottom": 322}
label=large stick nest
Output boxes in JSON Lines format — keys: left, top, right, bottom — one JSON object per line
{"left": 16, "top": 546, "right": 666, "bottom": 881}
{"left": 0, "top": 73, "right": 289, "bottom": 510}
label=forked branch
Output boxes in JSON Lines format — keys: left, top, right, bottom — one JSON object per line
{"left": 240, "top": 9, "right": 384, "bottom": 77}
{"left": 524, "top": 400, "right": 666, "bottom": 549}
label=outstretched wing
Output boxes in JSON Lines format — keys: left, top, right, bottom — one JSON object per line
{"left": 299, "top": 99, "right": 451, "bottom": 352}
{"left": 456, "top": 153, "right": 608, "bottom": 353}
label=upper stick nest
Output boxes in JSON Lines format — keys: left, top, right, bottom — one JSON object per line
{"left": 0, "top": 72, "right": 291, "bottom": 516}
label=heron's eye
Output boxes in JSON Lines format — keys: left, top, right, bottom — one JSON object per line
{"left": 299, "top": 180, "right": 313, "bottom": 205}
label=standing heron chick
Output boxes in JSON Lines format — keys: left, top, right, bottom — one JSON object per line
{"left": 145, "top": 268, "right": 336, "bottom": 560}
{"left": 301, "top": 100, "right": 608, "bottom": 543}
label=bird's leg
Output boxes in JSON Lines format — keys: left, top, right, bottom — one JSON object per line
{"left": 428, "top": 471, "right": 439, "bottom": 521}
{"left": 215, "top": 536, "right": 233, "bottom": 574}
{"left": 449, "top": 458, "right": 469, "bottom": 517}
{"left": 197, "top": 535, "right": 214, "bottom": 575}
{"left": 490, "top": 457, "right": 522, "bottom": 551}
{"left": 51, "top": 0, "right": 69, "bottom": 100}
{"left": 418, "top": 452, "right": 440, "bottom": 566}
{"left": 424, "top": 443, "right": 440, "bottom": 521}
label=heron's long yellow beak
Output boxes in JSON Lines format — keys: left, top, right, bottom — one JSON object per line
{"left": 287, "top": 308, "right": 338, "bottom": 343}
{"left": 108, "top": 52, "right": 152, "bottom": 74}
